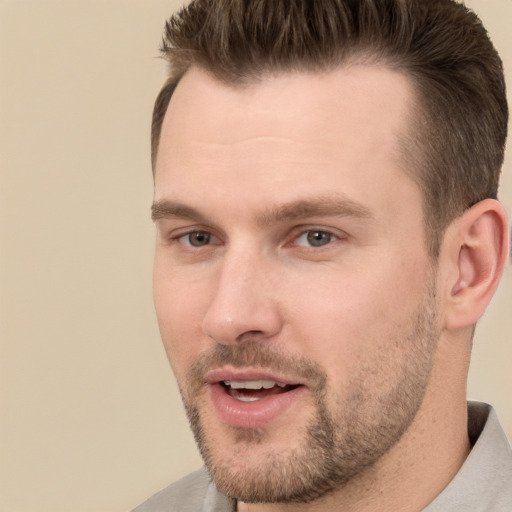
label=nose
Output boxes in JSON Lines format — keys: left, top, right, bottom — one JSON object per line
{"left": 201, "top": 250, "right": 283, "bottom": 345}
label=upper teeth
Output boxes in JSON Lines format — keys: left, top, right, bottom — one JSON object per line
{"left": 223, "top": 380, "right": 286, "bottom": 390}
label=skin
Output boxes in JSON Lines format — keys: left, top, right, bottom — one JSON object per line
{"left": 152, "top": 65, "right": 509, "bottom": 511}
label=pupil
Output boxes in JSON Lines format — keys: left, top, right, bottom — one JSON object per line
{"left": 307, "top": 231, "right": 331, "bottom": 247}
{"left": 189, "top": 231, "right": 210, "bottom": 246}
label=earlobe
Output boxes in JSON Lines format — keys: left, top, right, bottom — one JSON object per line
{"left": 444, "top": 199, "right": 509, "bottom": 330}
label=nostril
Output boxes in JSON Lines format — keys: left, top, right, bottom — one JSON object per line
{"left": 201, "top": 283, "right": 283, "bottom": 345}
{"left": 235, "top": 330, "right": 265, "bottom": 343}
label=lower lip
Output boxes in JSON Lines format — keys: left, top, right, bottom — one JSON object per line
{"left": 209, "top": 383, "right": 305, "bottom": 429}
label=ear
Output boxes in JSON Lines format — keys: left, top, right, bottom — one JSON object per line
{"left": 442, "top": 199, "right": 510, "bottom": 330}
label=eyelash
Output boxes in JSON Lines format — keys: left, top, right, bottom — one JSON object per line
{"left": 175, "top": 230, "right": 221, "bottom": 248}
{"left": 169, "top": 227, "right": 343, "bottom": 250}
{"left": 292, "top": 229, "right": 339, "bottom": 248}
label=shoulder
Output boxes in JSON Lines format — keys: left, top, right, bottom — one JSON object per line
{"left": 132, "top": 468, "right": 214, "bottom": 512}
{"left": 425, "top": 401, "right": 512, "bottom": 511}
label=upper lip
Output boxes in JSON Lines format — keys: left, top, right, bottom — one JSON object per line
{"left": 205, "top": 367, "right": 305, "bottom": 386}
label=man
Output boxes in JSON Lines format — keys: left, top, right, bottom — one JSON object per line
{"left": 134, "top": 0, "right": 511, "bottom": 510}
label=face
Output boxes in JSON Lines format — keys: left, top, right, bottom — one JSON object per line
{"left": 153, "top": 66, "right": 441, "bottom": 503}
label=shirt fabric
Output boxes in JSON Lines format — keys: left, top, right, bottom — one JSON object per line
{"left": 132, "top": 401, "right": 512, "bottom": 511}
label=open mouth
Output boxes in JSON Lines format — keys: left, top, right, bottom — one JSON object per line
{"left": 221, "top": 380, "right": 300, "bottom": 402}
{"left": 207, "top": 372, "right": 307, "bottom": 428}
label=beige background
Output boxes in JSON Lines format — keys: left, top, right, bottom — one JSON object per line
{"left": 0, "top": 1, "right": 510, "bottom": 511}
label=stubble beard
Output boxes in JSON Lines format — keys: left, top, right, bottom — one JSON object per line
{"left": 179, "top": 284, "right": 439, "bottom": 504}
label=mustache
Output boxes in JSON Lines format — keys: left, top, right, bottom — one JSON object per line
{"left": 186, "top": 342, "right": 327, "bottom": 396}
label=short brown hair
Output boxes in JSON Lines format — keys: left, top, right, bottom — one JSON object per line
{"left": 151, "top": 0, "right": 508, "bottom": 256}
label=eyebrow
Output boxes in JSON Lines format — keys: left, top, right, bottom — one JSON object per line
{"left": 151, "top": 196, "right": 373, "bottom": 225}
{"left": 151, "top": 201, "right": 208, "bottom": 223}
{"left": 257, "top": 196, "right": 373, "bottom": 226}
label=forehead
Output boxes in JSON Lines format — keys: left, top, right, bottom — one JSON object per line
{"left": 154, "top": 65, "right": 418, "bottom": 218}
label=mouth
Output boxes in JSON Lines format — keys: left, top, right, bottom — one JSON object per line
{"left": 221, "top": 379, "right": 300, "bottom": 402}
{"left": 205, "top": 369, "right": 306, "bottom": 429}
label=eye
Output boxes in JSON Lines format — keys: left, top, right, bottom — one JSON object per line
{"left": 179, "top": 230, "right": 218, "bottom": 247}
{"left": 294, "top": 230, "right": 337, "bottom": 248}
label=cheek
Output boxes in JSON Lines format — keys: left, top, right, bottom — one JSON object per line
{"left": 286, "top": 254, "right": 427, "bottom": 369}
{"left": 153, "top": 259, "right": 212, "bottom": 380}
